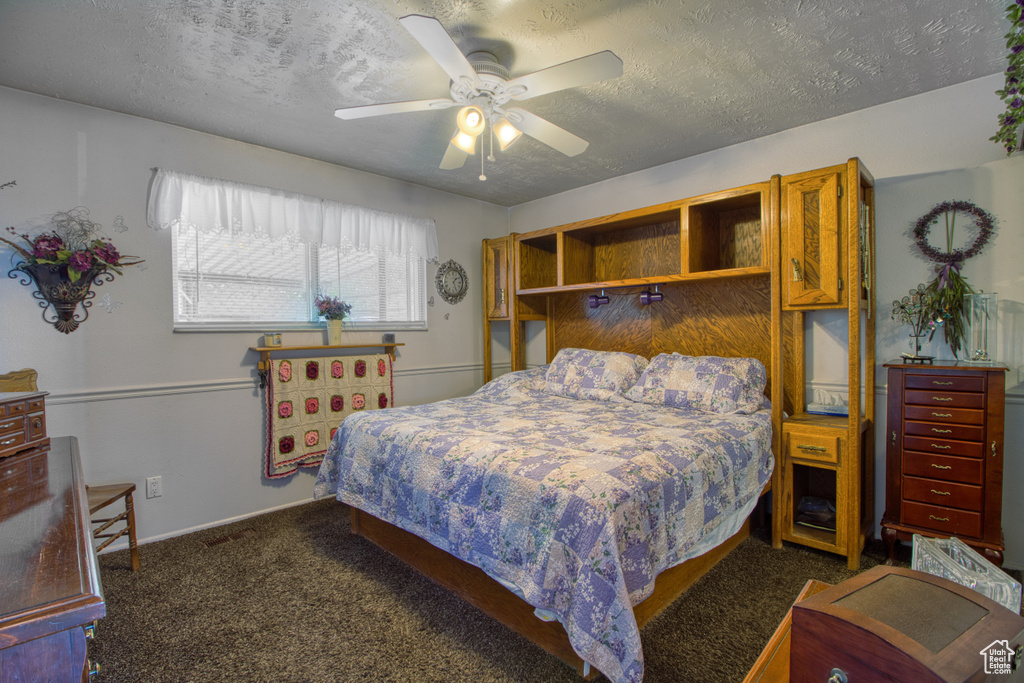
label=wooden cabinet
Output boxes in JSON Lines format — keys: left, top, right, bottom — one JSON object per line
{"left": 773, "top": 158, "right": 876, "bottom": 570}
{"left": 782, "top": 169, "right": 844, "bottom": 308}
{"left": 881, "top": 362, "right": 1008, "bottom": 566}
{"left": 482, "top": 235, "right": 546, "bottom": 383}
{"left": 484, "top": 236, "right": 511, "bottom": 320}
{"left": 778, "top": 415, "right": 873, "bottom": 567}
{"left": 0, "top": 436, "right": 105, "bottom": 680}
{"left": 0, "top": 391, "right": 49, "bottom": 459}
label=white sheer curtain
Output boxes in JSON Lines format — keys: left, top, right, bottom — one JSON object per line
{"left": 146, "top": 168, "right": 438, "bottom": 262}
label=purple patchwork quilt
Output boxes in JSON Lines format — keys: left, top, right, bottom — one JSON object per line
{"left": 314, "top": 367, "right": 773, "bottom": 683}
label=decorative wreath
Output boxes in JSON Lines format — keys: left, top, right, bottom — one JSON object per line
{"left": 912, "top": 200, "right": 995, "bottom": 265}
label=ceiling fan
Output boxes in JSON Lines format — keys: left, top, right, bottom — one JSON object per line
{"left": 334, "top": 15, "right": 623, "bottom": 177}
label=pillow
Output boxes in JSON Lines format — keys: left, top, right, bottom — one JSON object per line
{"left": 624, "top": 353, "right": 766, "bottom": 414}
{"left": 544, "top": 348, "right": 649, "bottom": 402}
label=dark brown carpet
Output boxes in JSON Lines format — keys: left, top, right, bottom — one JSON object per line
{"left": 88, "top": 500, "right": 943, "bottom": 682}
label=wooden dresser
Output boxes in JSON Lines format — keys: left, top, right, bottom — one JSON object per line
{"left": 0, "top": 391, "right": 49, "bottom": 459}
{"left": 881, "top": 361, "right": 1008, "bottom": 566}
{"left": 0, "top": 436, "right": 105, "bottom": 681}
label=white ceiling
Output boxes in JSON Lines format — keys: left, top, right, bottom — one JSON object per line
{"left": 0, "top": 0, "right": 1008, "bottom": 206}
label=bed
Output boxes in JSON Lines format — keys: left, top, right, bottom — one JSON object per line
{"left": 314, "top": 349, "right": 774, "bottom": 683}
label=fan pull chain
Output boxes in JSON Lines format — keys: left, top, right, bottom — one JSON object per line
{"left": 479, "top": 131, "right": 487, "bottom": 181}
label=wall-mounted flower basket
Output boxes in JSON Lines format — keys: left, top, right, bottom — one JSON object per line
{"left": 1, "top": 208, "right": 143, "bottom": 334}
{"left": 9, "top": 262, "right": 113, "bottom": 333}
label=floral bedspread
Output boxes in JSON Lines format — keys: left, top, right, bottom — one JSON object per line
{"left": 314, "top": 367, "right": 773, "bottom": 683}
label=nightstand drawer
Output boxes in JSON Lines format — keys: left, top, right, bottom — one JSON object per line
{"left": 784, "top": 428, "right": 841, "bottom": 465}
{"left": 902, "top": 476, "right": 982, "bottom": 511}
{"left": 903, "top": 452, "right": 983, "bottom": 485}
{"left": 904, "top": 436, "right": 983, "bottom": 458}
{"left": 905, "top": 374, "right": 984, "bottom": 393}
{"left": 905, "top": 390, "right": 984, "bottom": 410}
{"left": 904, "top": 405, "right": 983, "bottom": 425}
{"left": 901, "top": 500, "right": 981, "bottom": 538}
{"left": 903, "top": 420, "right": 983, "bottom": 442}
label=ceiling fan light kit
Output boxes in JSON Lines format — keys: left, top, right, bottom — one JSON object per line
{"left": 334, "top": 14, "right": 623, "bottom": 179}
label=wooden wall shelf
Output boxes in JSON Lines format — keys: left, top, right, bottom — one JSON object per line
{"left": 250, "top": 343, "right": 404, "bottom": 388}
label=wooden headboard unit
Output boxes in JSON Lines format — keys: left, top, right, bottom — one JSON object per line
{"left": 545, "top": 276, "right": 799, "bottom": 415}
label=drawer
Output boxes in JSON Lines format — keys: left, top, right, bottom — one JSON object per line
{"left": 903, "top": 451, "right": 983, "bottom": 485}
{"left": 0, "top": 430, "right": 27, "bottom": 455}
{"left": 4, "top": 400, "right": 27, "bottom": 417}
{"left": 28, "top": 413, "right": 46, "bottom": 440}
{"left": 904, "top": 435, "right": 983, "bottom": 458}
{"left": 26, "top": 397, "right": 45, "bottom": 412}
{"left": 0, "top": 415, "right": 24, "bottom": 437}
{"left": 904, "top": 405, "right": 983, "bottom": 425}
{"left": 1, "top": 457, "right": 31, "bottom": 482}
{"left": 904, "top": 390, "right": 984, "bottom": 410}
{"left": 903, "top": 420, "right": 984, "bottom": 442}
{"left": 901, "top": 500, "right": 981, "bottom": 538}
{"left": 902, "top": 476, "right": 983, "bottom": 511}
{"left": 905, "top": 374, "right": 984, "bottom": 393}
{"left": 784, "top": 427, "right": 841, "bottom": 465}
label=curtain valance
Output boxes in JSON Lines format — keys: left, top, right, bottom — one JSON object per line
{"left": 146, "top": 169, "right": 438, "bottom": 261}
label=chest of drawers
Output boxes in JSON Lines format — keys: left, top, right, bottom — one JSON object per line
{"left": 881, "top": 362, "right": 1008, "bottom": 566}
{"left": 0, "top": 391, "right": 49, "bottom": 459}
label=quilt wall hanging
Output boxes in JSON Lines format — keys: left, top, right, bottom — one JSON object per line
{"left": 265, "top": 353, "right": 393, "bottom": 478}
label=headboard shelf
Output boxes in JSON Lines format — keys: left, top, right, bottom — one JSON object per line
{"left": 514, "top": 181, "right": 770, "bottom": 294}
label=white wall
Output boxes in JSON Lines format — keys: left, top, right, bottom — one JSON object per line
{"left": 510, "top": 74, "right": 1024, "bottom": 569}
{"left": 0, "top": 86, "right": 508, "bottom": 543}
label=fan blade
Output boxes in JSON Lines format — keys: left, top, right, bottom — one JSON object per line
{"left": 334, "top": 98, "right": 454, "bottom": 120}
{"left": 439, "top": 139, "right": 469, "bottom": 169}
{"left": 505, "top": 108, "right": 589, "bottom": 157}
{"left": 399, "top": 15, "right": 478, "bottom": 86}
{"left": 505, "top": 51, "right": 622, "bottom": 100}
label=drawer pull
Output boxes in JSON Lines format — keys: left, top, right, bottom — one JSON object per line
{"left": 891, "top": 431, "right": 897, "bottom": 446}
{"left": 931, "top": 444, "right": 951, "bottom": 450}
{"left": 932, "top": 397, "right": 954, "bottom": 402}
{"left": 932, "top": 381, "right": 954, "bottom": 386}
{"left": 931, "top": 412, "right": 952, "bottom": 418}
{"left": 929, "top": 515, "right": 950, "bottom": 522}
{"left": 797, "top": 444, "right": 827, "bottom": 452}
{"left": 931, "top": 464, "right": 952, "bottom": 470}
{"left": 931, "top": 428, "right": 952, "bottom": 434}
{"left": 0, "top": 437, "right": 16, "bottom": 446}
{"left": 930, "top": 489, "right": 951, "bottom": 496}
{"left": 0, "top": 421, "right": 15, "bottom": 430}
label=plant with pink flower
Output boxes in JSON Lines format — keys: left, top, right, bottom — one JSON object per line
{"left": 1, "top": 207, "right": 143, "bottom": 282}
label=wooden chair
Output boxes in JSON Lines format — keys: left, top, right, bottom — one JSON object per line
{"left": 87, "top": 483, "right": 140, "bottom": 571}
{"left": 1, "top": 368, "right": 140, "bottom": 570}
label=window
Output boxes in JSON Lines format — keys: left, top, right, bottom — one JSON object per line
{"left": 149, "top": 169, "right": 437, "bottom": 331}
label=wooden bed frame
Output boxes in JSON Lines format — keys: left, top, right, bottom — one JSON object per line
{"left": 350, "top": 504, "right": 757, "bottom": 678}
{"left": 341, "top": 181, "right": 787, "bottom": 678}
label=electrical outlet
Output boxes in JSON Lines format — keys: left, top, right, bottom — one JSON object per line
{"left": 146, "top": 476, "right": 162, "bottom": 499}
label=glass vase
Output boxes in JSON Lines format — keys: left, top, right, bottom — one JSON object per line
{"left": 963, "top": 292, "right": 996, "bottom": 363}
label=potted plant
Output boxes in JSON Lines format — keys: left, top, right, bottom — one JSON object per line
{"left": 1, "top": 208, "right": 143, "bottom": 333}
{"left": 314, "top": 294, "right": 351, "bottom": 345}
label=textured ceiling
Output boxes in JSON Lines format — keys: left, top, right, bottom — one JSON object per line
{"left": 0, "top": 0, "right": 1008, "bottom": 206}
